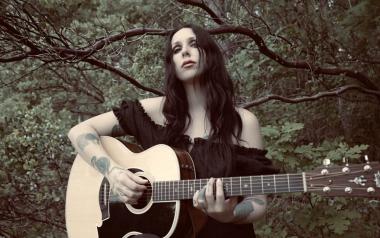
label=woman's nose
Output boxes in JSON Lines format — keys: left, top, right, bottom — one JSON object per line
{"left": 181, "top": 46, "right": 190, "bottom": 57}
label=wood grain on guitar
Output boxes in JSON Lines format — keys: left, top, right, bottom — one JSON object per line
{"left": 65, "top": 136, "right": 380, "bottom": 238}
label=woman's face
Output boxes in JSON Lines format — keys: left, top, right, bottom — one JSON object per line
{"left": 171, "top": 28, "right": 205, "bottom": 83}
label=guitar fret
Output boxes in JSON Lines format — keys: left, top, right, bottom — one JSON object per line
{"left": 276, "top": 174, "right": 291, "bottom": 193}
{"left": 241, "top": 177, "right": 250, "bottom": 196}
{"left": 287, "top": 174, "right": 290, "bottom": 192}
{"left": 154, "top": 173, "right": 307, "bottom": 202}
{"left": 263, "top": 175, "right": 275, "bottom": 194}
{"left": 252, "top": 176, "right": 262, "bottom": 194}
{"left": 239, "top": 177, "right": 242, "bottom": 195}
{"left": 230, "top": 177, "right": 233, "bottom": 196}
{"left": 249, "top": 176, "right": 253, "bottom": 196}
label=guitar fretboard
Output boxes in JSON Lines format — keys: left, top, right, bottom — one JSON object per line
{"left": 152, "top": 173, "right": 305, "bottom": 202}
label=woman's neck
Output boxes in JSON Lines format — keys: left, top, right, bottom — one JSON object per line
{"left": 183, "top": 81, "right": 206, "bottom": 111}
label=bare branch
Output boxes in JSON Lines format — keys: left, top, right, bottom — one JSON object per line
{"left": 83, "top": 57, "right": 164, "bottom": 96}
{"left": 53, "top": 28, "right": 167, "bottom": 60}
{"left": 242, "top": 84, "right": 380, "bottom": 108}
{"left": 0, "top": 52, "right": 29, "bottom": 62}
{"left": 176, "top": 0, "right": 225, "bottom": 24}
{"left": 208, "top": 25, "right": 379, "bottom": 91}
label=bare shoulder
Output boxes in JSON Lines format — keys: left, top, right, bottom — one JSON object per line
{"left": 139, "top": 96, "right": 166, "bottom": 126}
{"left": 236, "top": 107, "right": 260, "bottom": 126}
{"left": 235, "top": 107, "right": 263, "bottom": 149}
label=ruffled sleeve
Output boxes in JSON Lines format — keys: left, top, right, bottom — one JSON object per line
{"left": 233, "top": 146, "right": 279, "bottom": 176}
{"left": 112, "top": 100, "right": 165, "bottom": 149}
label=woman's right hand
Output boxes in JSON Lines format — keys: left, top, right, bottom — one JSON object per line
{"left": 106, "top": 167, "right": 148, "bottom": 204}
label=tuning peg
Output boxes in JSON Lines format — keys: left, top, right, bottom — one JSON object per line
{"left": 323, "top": 159, "right": 331, "bottom": 167}
{"left": 363, "top": 155, "right": 372, "bottom": 172}
{"left": 321, "top": 159, "right": 330, "bottom": 175}
{"left": 344, "top": 187, "right": 352, "bottom": 194}
{"left": 323, "top": 186, "right": 331, "bottom": 193}
{"left": 367, "top": 187, "right": 375, "bottom": 193}
{"left": 365, "top": 155, "right": 369, "bottom": 163}
{"left": 342, "top": 157, "right": 350, "bottom": 173}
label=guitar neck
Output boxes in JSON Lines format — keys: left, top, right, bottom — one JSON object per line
{"left": 152, "top": 173, "right": 306, "bottom": 201}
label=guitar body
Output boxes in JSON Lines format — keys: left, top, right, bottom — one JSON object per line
{"left": 65, "top": 136, "right": 197, "bottom": 238}
{"left": 66, "top": 136, "right": 380, "bottom": 237}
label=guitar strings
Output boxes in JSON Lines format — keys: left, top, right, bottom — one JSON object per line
{"left": 99, "top": 169, "right": 375, "bottom": 203}
{"left": 101, "top": 185, "right": 374, "bottom": 204}
{"left": 100, "top": 177, "right": 307, "bottom": 202}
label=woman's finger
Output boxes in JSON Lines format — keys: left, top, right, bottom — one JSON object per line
{"left": 198, "top": 187, "right": 207, "bottom": 208}
{"left": 215, "top": 178, "right": 225, "bottom": 204}
{"left": 127, "top": 170, "right": 148, "bottom": 185}
{"left": 118, "top": 171, "right": 146, "bottom": 192}
{"left": 205, "top": 178, "right": 215, "bottom": 205}
{"left": 193, "top": 190, "right": 199, "bottom": 207}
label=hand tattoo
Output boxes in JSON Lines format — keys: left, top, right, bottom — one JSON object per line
{"left": 77, "top": 133, "right": 100, "bottom": 151}
{"left": 91, "top": 156, "right": 110, "bottom": 175}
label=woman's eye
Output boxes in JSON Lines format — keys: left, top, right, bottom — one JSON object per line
{"left": 173, "top": 47, "right": 181, "bottom": 54}
{"left": 190, "top": 41, "right": 197, "bottom": 47}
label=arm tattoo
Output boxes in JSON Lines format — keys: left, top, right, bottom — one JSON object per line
{"left": 233, "top": 197, "right": 265, "bottom": 222}
{"left": 111, "top": 124, "right": 125, "bottom": 137}
{"left": 233, "top": 200, "right": 254, "bottom": 221}
{"left": 91, "top": 156, "right": 110, "bottom": 175}
{"left": 76, "top": 133, "right": 100, "bottom": 151}
{"left": 252, "top": 197, "right": 265, "bottom": 206}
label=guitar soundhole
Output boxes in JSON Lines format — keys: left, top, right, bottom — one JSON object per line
{"left": 132, "top": 176, "right": 152, "bottom": 209}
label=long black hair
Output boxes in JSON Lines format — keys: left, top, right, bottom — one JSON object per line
{"left": 163, "top": 24, "right": 242, "bottom": 146}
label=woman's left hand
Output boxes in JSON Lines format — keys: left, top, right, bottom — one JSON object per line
{"left": 193, "top": 178, "right": 238, "bottom": 223}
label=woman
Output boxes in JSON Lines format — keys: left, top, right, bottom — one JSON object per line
{"left": 68, "top": 24, "right": 278, "bottom": 237}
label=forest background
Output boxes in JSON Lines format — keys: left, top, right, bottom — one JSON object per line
{"left": 0, "top": 0, "right": 379, "bottom": 237}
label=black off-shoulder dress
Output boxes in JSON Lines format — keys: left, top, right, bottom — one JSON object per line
{"left": 113, "top": 100, "right": 278, "bottom": 238}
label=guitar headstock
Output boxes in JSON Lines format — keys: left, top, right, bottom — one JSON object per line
{"left": 306, "top": 156, "right": 380, "bottom": 198}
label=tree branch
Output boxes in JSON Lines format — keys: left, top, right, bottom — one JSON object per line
{"left": 242, "top": 84, "right": 380, "bottom": 108}
{"left": 208, "top": 25, "right": 379, "bottom": 91}
{"left": 0, "top": 52, "right": 30, "bottom": 62}
{"left": 52, "top": 28, "right": 168, "bottom": 60}
{"left": 176, "top": 0, "right": 225, "bottom": 24}
{"left": 83, "top": 57, "right": 164, "bottom": 96}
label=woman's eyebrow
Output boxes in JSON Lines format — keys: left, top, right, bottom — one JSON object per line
{"left": 187, "top": 36, "right": 196, "bottom": 42}
{"left": 171, "top": 42, "right": 181, "bottom": 48}
{"left": 172, "top": 36, "right": 197, "bottom": 47}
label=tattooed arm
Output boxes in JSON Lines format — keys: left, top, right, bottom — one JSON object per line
{"left": 67, "top": 111, "right": 147, "bottom": 204}
{"left": 192, "top": 108, "right": 271, "bottom": 223}
{"left": 232, "top": 108, "right": 269, "bottom": 223}
{"left": 67, "top": 111, "right": 123, "bottom": 176}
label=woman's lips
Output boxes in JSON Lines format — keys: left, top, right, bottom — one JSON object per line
{"left": 182, "top": 60, "right": 196, "bottom": 68}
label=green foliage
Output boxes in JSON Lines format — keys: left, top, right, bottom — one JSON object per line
{"left": 0, "top": 97, "right": 75, "bottom": 237}
{"left": 256, "top": 121, "right": 377, "bottom": 238}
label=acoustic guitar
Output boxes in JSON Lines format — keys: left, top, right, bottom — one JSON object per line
{"left": 65, "top": 136, "right": 380, "bottom": 238}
